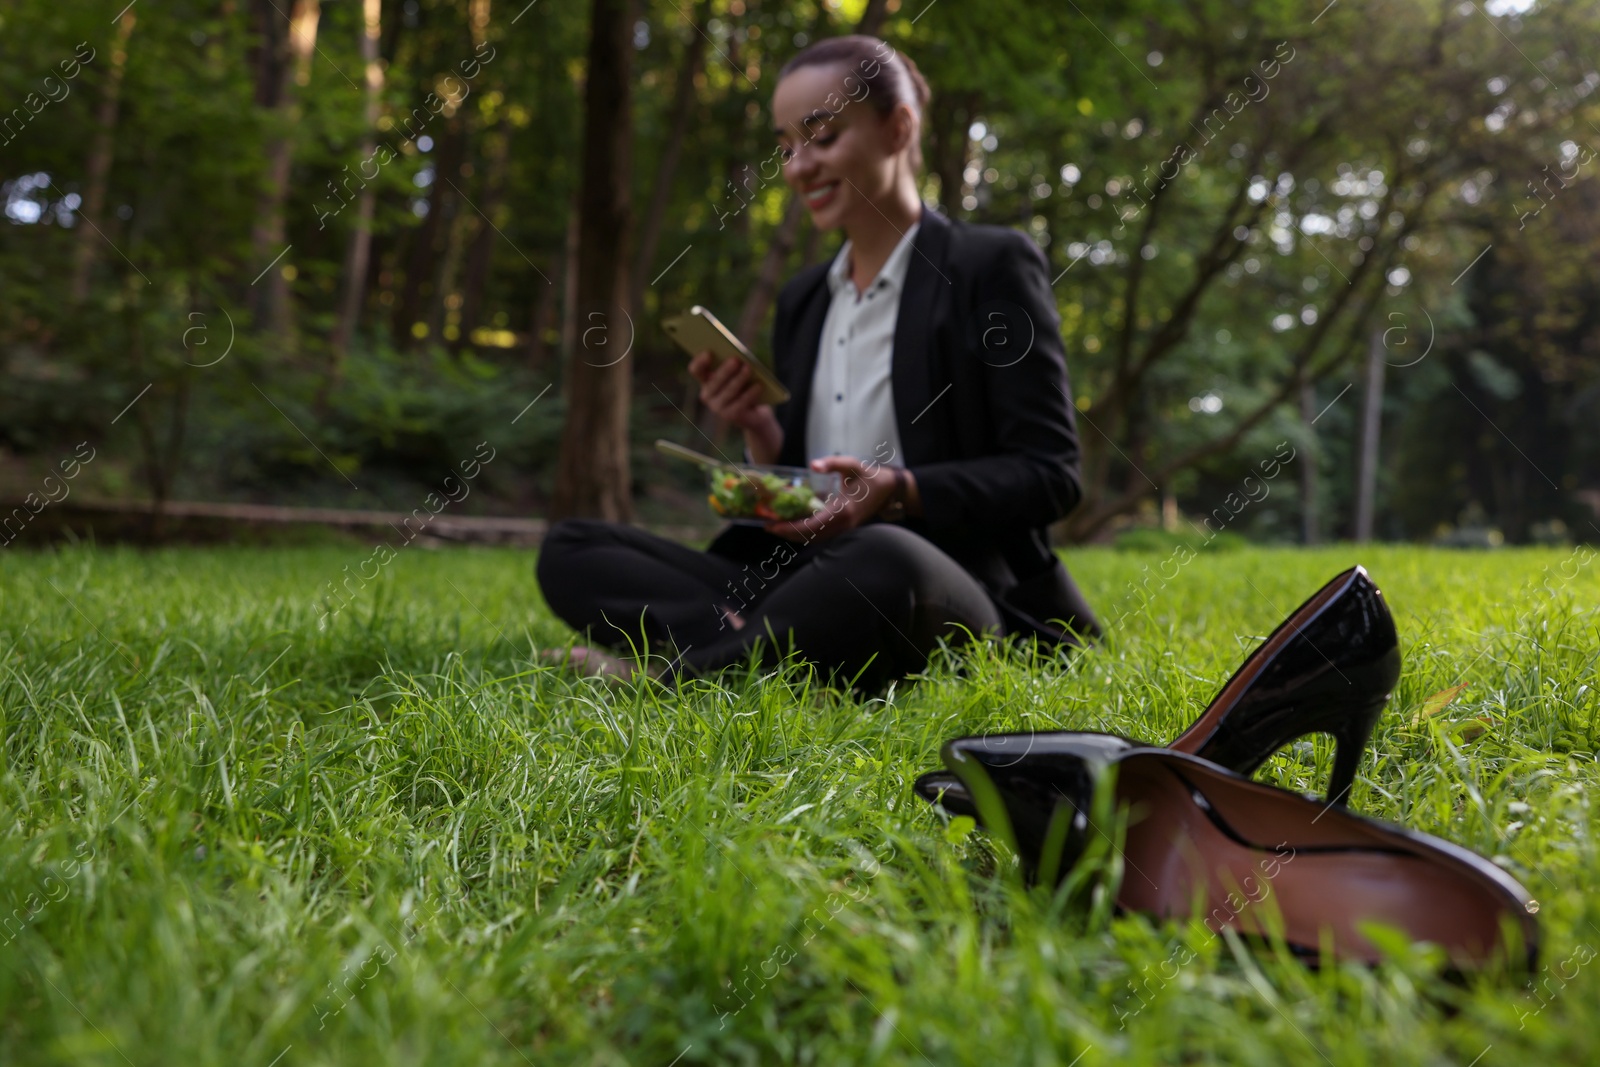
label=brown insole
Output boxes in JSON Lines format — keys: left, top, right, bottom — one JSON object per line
{"left": 1168, "top": 569, "right": 1352, "bottom": 755}
{"left": 1113, "top": 755, "right": 1519, "bottom": 966}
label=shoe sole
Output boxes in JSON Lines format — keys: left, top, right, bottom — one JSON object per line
{"left": 1113, "top": 752, "right": 1537, "bottom": 968}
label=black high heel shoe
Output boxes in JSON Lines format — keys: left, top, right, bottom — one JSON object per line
{"left": 916, "top": 565, "right": 1400, "bottom": 812}
{"left": 943, "top": 734, "right": 1539, "bottom": 970}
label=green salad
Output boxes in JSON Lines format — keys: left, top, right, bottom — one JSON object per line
{"left": 707, "top": 467, "right": 826, "bottom": 520}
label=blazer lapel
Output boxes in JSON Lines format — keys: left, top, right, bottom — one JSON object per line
{"left": 776, "top": 267, "right": 832, "bottom": 467}
{"left": 892, "top": 207, "right": 952, "bottom": 466}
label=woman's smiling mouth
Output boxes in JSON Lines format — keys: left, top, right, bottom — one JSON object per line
{"left": 803, "top": 180, "right": 840, "bottom": 209}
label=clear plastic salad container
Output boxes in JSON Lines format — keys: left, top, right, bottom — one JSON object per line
{"left": 706, "top": 464, "right": 842, "bottom": 524}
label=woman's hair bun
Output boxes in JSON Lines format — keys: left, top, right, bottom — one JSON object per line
{"left": 894, "top": 48, "right": 931, "bottom": 114}
{"left": 779, "top": 34, "right": 930, "bottom": 118}
{"left": 777, "top": 35, "right": 930, "bottom": 168}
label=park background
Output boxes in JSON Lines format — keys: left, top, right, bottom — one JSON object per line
{"left": 3, "top": 0, "right": 1598, "bottom": 547}
{"left": 5, "top": 2, "right": 1600, "bottom": 1066}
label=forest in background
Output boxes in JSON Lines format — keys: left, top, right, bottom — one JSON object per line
{"left": 2, "top": 0, "right": 1598, "bottom": 545}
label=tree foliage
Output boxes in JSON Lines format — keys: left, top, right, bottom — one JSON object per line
{"left": 0, "top": 0, "right": 1596, "bottom": 541}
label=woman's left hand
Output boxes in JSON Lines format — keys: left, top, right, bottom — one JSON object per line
{"left": 764, "top": 455, "right": 897, "bottom": 543}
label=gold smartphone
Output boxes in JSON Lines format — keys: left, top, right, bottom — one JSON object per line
{"left": 662, "top": 305, "right": 791, "bottom": 406}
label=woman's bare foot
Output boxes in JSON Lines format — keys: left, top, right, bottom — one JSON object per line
{"left": 542, "top": 645, "right": 667, "bottom": 684}
{"left": 542, "top": 645, "right": 638, "bottom": 681}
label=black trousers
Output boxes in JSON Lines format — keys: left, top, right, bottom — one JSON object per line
{"left": 536, "top": 519, "right": 1004, "bottom": 692}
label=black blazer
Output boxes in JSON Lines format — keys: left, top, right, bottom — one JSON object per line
{"left": 752, "top": 205, "right": 1098, "bottom": 646}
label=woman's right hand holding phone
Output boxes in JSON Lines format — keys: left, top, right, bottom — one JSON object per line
{"left": 688, "top": 351, "right": 783, "bottom": 464}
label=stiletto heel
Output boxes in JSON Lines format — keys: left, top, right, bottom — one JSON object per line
{"left": 1323, "top": 698, "right": 1385, "bottom": 806}
{"left": 915, "top": 565, "right": 1401, "bottom": 810}
{"left": 1166, "top": 565, "right": 1399, "bottom": 804}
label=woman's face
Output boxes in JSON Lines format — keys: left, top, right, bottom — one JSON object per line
{"left": 771, "top": 62, "right": 910, "bottom": 232}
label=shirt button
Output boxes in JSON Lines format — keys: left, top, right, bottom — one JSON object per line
{"left": 835, "top": 393, "right": 843, "bottom": 402}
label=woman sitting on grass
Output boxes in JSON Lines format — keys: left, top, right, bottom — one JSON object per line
{"left": 537, "top": 35, "right": 1100, "bottom": 691}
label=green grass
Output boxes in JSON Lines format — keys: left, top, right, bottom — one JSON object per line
{"left": 1, "top": 542, "right": 1597, "bottom": 1065}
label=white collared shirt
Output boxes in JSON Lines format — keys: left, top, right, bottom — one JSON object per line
{"left": 804, "top": 222, "right": 921, "bottom": 466}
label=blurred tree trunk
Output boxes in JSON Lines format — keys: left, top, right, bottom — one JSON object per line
{"left": 552, "top": 0, "right": 635, "bottom": 520}
{"left": 856, "top": 0, "right": 890, "bottom": 35}
{"left": 123, "top": 300, "right": 190, "bottom": 531}
{"left": 428, "top": 178, "right": 469, "bottom": 342}
{"left": 131, "top": 379, "right": 190, "bottom": 523}
{"left": 470, "top": 0, "right": 492, "bottom": 45}
{"left": 70, "top": 9, "right": 136, "bottom": 303}
{"left": 366, "top": 230, "right": 393, "bottom": 330}
{"left": 432, "top": 1, "right": 495, "bottom": 350}
{"left": 455, "top": 125, "right": 512, "bottom": 351}
{"left": 629, "top": 0, "right": 710, "bottom": 322}
{"left": 733, "top": 192, "right": 800, "bottom": 347}
{"left": 1353, "top": 329, "right": 1385, "bottom": 542}
{"left": 1300, "top": 383, "right": 1319, "bottom": 544}
{"left": 330, "top": 0, "right": 384, "bottom": 366}
{"left": 559, "top": 206, "right": 580, "bottom": 362}
{"left": 250, "top": 0, "right": 320, "bottom": 345}
{"left": 927, "top": 89, "right": 978, "bottom": 214}
{"left": 425, "top": 129, "right": 469, "bottom": 343}
{"left": 394, "top": 116, "right": 464, "bottom": 346}
{"left": 527, "top": 251, "right": 560, "bottom": 368}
